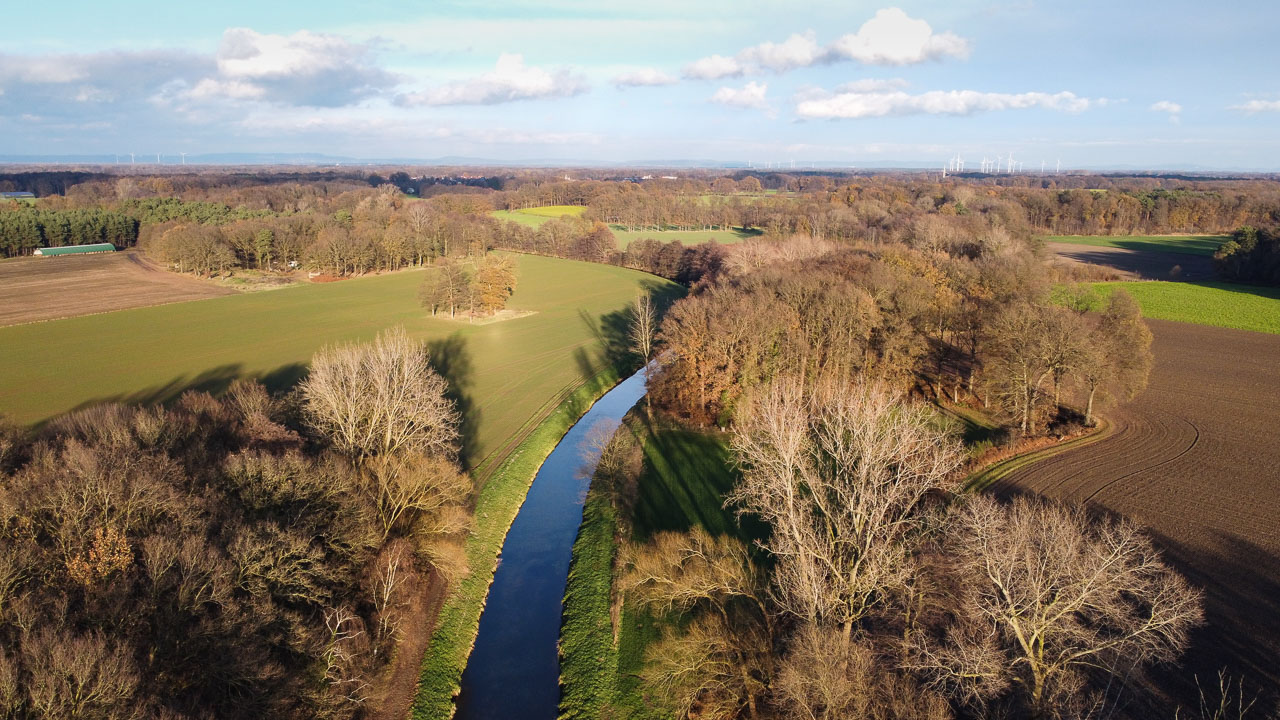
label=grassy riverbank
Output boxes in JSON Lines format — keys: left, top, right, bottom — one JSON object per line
{"left": 558, "top": 416, "right": 748, "bottom": 720}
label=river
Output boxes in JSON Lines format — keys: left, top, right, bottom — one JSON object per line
{"left": 453, "top": 368, "right": 648, "bottom": 720}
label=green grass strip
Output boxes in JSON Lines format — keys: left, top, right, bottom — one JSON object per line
{"left": 1093, "top": 281, "right": 1280, "bottom": 335}
{"left": 964, "top": 418, "right": 1113, "bottom": 494}
{"left": 412, "top": 365, "right": 628, "bottom": 720}
{"left": 558, "top": 485, "right": 622, "bottom": 720}
{"left": 1044, "top": 234, "right": 1228, "bottom": 257}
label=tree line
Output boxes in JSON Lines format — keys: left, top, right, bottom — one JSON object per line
{"left": 0, "top": 329, "right": 469, "bottom": 720}
{"left": 1215, "top": 225, "right": 1280, "bottom": 285}
{"left": 0, "top": 206, "right": 138, "bottom": 256}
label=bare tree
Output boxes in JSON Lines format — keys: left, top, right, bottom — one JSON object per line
{"left": 913, "top": 495, "right": 1203, "bottom": 718}
{"left": 774, "top": 623, "right": 952, "bottom": 720}
{"left": 629, "top": 293, "right": 657, "bottom": 365}
{"left": 300, "top": 327, "right": 460, "bottom": 460}
{"left": 24, "top": 629, "right": 141, "bottom": 720}
{"left": 981, "top": 302, "right": 1089, "bottom": 434}
{"left": 1079, "top": 289, "right": 1153, "bottom": 425}
{"left": 621, "top": 528, "right": 769, "bottom": 628}
{"left": 728, "top": 376, "right": 964, "bottom": 645}
{"left": 639, "top": 613, "right": 771, "bottom": 720}
{"left": 365, "top": 452, "right": 471, "bottom": 542}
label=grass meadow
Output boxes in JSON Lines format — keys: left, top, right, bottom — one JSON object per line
{"left": 0, "top": 253, "right": 681, "bottom": 472}
{"left": 491, "top": 205, "right": 761, "bottom": 248}
{"left": 1094, "top": 280, "right": 1280, "bottom": 335}
{"left": 1045, "top": 234, "right": 1228, "bottom": 256}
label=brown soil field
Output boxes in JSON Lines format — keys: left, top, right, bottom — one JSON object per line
{"left": 1050, "top": 242, "right": 1215, "bottom": 281}
{"left": 990, "top": 319, "right": 1280, "bottom": 713}
{"left": 0, "top": 251, "right": 233, "bottom": 327}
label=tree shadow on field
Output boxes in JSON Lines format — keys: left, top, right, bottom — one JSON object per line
{"left": 59, "top": 362, "right": 309, "bottom": 422}
{"left": 578, "top": 308, "right": 634, "bottom": 372}
{"left": 426, "top": 333, "right": 479, "bottom": 469}
{"left": 982, "top": 488, "right": 1280, "bottom": 718}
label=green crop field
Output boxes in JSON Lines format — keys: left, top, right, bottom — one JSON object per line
{"left": 613, "top": 227, "right": 760, "bottom": 249}
{"left": 1094, "top": 281, "right": 1280, "bottom": 335}
{"left": 1045, "top": 234, "right": 1228, "bottom": 256}
{"left": 0, "top": 253, "right": 681, "bottom": 471}
{"left": 491, "top": 205, "right": 587, "bottom": 228}
{"left": 490, "top": 206, "right": 761, "bottom": 249}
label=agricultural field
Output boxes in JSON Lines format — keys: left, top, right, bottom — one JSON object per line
{"left": 1095, "top": 281, "right": 1280, "bottom": 334}
{"left": 491, "top": 205, "right": 587, "bottom": 227}
{"left": 0, "top": 253, "right": 680, "bottom": 472}
{"left": 0, "top": 250, "right": 233, "bottom": 326}
{"left": 1044, "top": 234, "right": 1228, "bottom": 256}
{"left": 989, "top": 319, "right": 1280, "bottom": 710}
{"left": 490, "top": 204, "right": 761, "bottom": 248}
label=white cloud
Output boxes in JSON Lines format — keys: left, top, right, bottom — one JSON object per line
{"left": 711, "top": 81, "right": 770, "bottom": 111}
{"left": 683, "top": 54, "right": 743, "bottom": 80}
{"left": 684, "top": 8, "right": 968, "bottom": 79}
{"left": 613, "top": 67, "right": 678, "bottom": 88}
{"left": 398, "top": 53, "right": 587, "bottom": 106}
{"left": 829, "top": 8, "right": 970, "bottom": 65}
{"left": 1150, "top": 100, "right": 1182, "bottom": 124}
{"left": 196, "top": 28, "right": 395, "bottom": 106}
{"left": 796, "top": 88, "right": 1095, "bottom": 119}
{"left": 1229, "top": 99, "right": 1280, "bottom": 113}
{"left": 737, "top": 32, "right": 827, "bottom": 73}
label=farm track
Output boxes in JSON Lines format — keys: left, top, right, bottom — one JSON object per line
{"left": 991, "top": 319, "right": 1280, "bottom": 712}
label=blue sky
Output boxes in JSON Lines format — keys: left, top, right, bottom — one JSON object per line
{"left": 1, "top": 0, "right": 1278, "bottom": 168}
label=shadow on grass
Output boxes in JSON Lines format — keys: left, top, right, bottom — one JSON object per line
{"left": 428, "top": 333, "right": 479, "bottom": 469}
{"left": 63, "top": 362, "right": 308, "bottom": 420}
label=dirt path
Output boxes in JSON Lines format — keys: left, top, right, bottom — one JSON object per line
{"left": 990, "top": 319, "right": 1280, "bottom": 712}
{"left": 1048, "top": 242, "right": 1215, "bottom": 281}
{"left": 365, "top": 572, "right": 448, "bottom": 720}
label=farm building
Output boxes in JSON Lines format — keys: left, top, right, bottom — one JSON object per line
{"left": 0, "top": 191, "right": 35, "bottom": 199}
{"left": 33, "top": 243, "right": 116, "bottom": 257}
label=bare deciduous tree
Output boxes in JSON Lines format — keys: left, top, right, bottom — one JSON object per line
{"left": 980, "top": 302, "right": 1089, "bottom": 434}
{"left": 640, "top": 613, "right": 771, "bottom": 720}
{"left": 365, "top": 452, "right": 471, "bottom": 543}
{"left": 24, "top": 629, "right": 141, "bottom": 720}
{"left": 774, "top": 623, "right": 952, "bottom": 720}
{"left": 729, "top": 376, "right": 964, "bottom": 644}
{"left": 913, "top": 495, "right": 1204, "bottom": 718}
{"left": 629, "top": 293, "right": 657, "bottom": 365}
{"left": 301, "top": 327, "right": 460, "bottom": 460}
{"left": 1079, "top": 289, "right": 1153, "bottom": 425}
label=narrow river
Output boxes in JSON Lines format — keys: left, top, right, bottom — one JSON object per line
{"left": 453, "top": 368, "right": 648, "bottom": 720}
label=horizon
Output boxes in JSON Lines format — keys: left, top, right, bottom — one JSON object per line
{"left": 3, "top": 1, "right": 1279, "bottom": 170}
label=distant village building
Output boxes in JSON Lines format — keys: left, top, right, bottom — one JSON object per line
{"left": 0, "top": 191, "right": 35, "bottom": 199}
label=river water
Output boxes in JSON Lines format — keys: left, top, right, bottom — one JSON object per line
{"left": 453, "top": 368, "right": 647, "bottom": 720}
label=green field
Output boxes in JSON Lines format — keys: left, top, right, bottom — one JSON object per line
{"left": 613, "top": 227, "right": 760, "bottom": 249}
{"left": 1094, "top": 280, "right": 1280, "bottom": 335}
{"left": 490, "top": 205, "right": 760, "bottom": 249}
{"left": 491, "top": 205, "right": 588, "bottom": 228}
{"left": 0, "top": 254, "right": 681, "bottom": 471}
{"left": 1045, "top": 234, "right": 1228, "bottom": 256}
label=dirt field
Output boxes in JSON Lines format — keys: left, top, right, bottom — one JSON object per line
{"left": 0, "top": 251, "right": 233, "bottom": 327}
{"left": 1049, "top": 242, "right": 1216, "bottom": 281}
{"left": 990, "top": 319, "right": 1280, "bottom": 712}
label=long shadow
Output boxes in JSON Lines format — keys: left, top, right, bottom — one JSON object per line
{"left": 1054, "top": 246, "right": 1215, "bottom": 280}
{"left": 64, "top": 363, "right": 253, "bottom": 413}
{"left": 427, "top": 333, "right": 479, "bottom": 469}
{"left": 985, "top": 488, "right": 1280, "bottom": 717}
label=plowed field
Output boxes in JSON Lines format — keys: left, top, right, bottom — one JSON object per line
{"left": 990, "top": 319, "right": 1280, "bottom": 711}
{"left": 0, "top": 251, "right": 232, "bottom": 326}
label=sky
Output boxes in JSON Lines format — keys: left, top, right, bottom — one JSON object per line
{"left": 1, "top": 0, "right": 1278, "bottom": 169}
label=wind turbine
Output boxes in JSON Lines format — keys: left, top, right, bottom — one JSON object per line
{"left": 129, "top": 153, "right": 135, "bottom": 165}
{"left": 156, "top": 153, "right": 161, "bottom": 164}
{"left": 180, "top": 152, "right": 187, "bottom": 165}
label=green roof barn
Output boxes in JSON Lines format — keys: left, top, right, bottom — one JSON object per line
{"left": 34, "top": 243, "right": 116, "bottom": 257}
